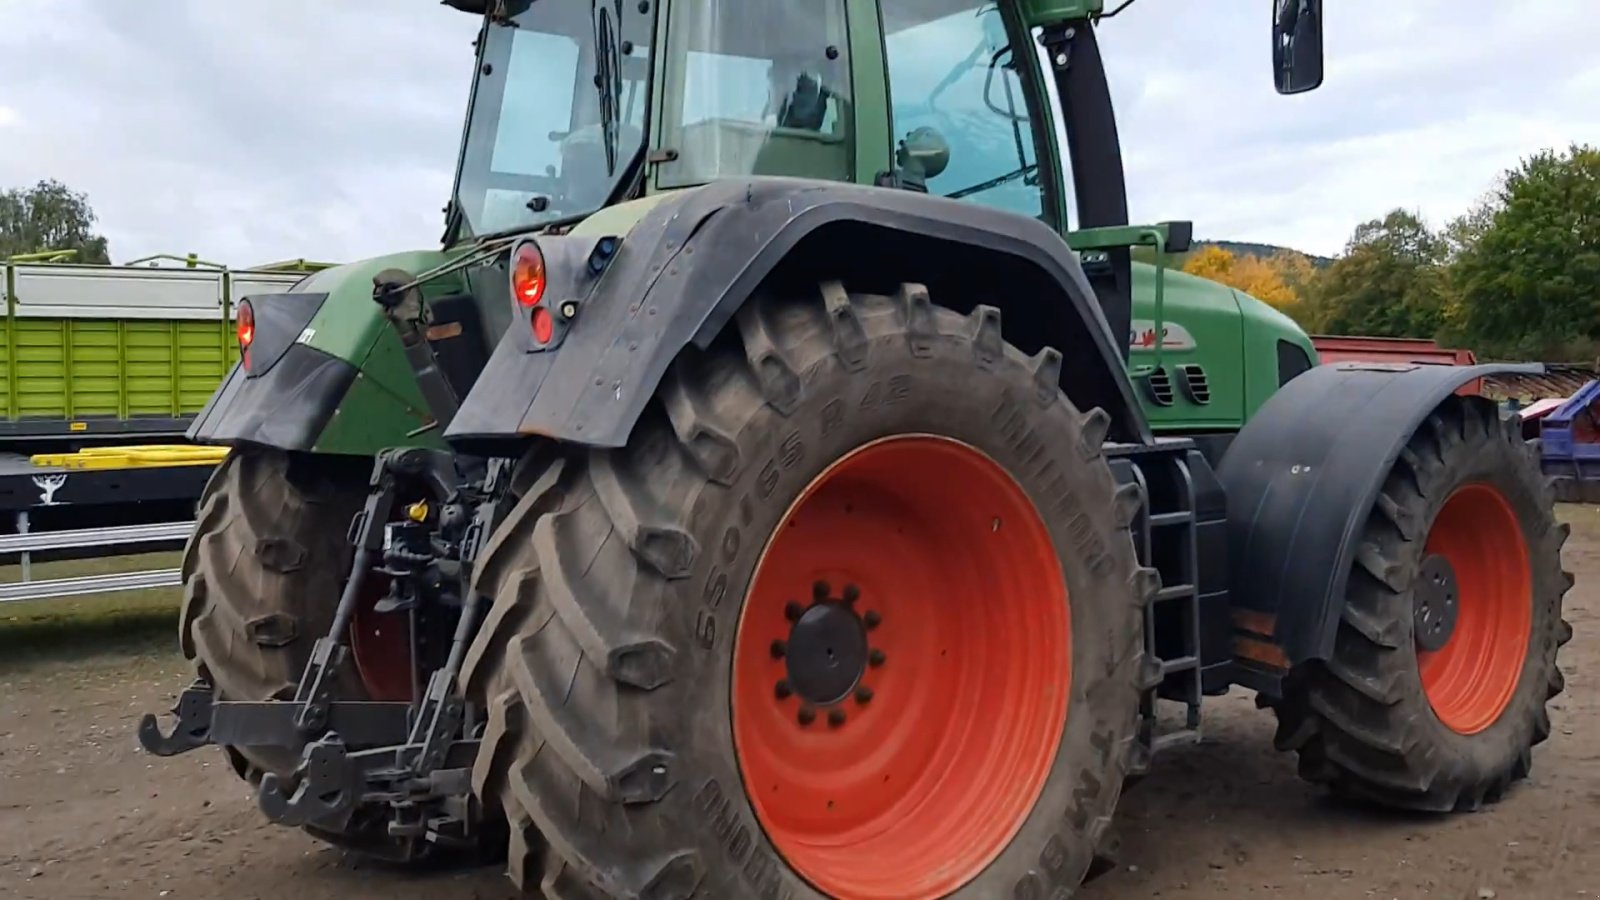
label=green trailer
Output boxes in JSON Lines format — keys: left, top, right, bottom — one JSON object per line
{"left": 0, "top": 253, "right": 331, "bottom": 527}
{"left": 0, "top": 252, "right": 325, "bottom": 449}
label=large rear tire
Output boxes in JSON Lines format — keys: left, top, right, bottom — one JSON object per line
{"left": 461, "top": 283, "right": 1153, "bottom": 898}
{"left": 1267, "top": 395, "right": 1574, "bottom": 811}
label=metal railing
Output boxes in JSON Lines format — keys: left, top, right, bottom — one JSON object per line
{"left": 0, "top": 520, "right": 194, "bottom": 604}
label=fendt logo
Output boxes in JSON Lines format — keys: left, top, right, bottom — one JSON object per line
{"left": 1128, "top": 320, "right": 1197, "bottom": 352}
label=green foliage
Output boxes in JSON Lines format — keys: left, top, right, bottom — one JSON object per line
{"left": 0, "top": 179, "right": 111, "bottom": 263}
{"left": 1301, "top": 208, "right": 1446, "bottom": 338}
{"left": 1179, "top": 244, "right": 1306, "bottom": 310}
{"left": 1442, "top": 143, "right": 1600, "bottom": 361}
{"left": 1153, "top": 143, "right": 1598, "bottom": 363}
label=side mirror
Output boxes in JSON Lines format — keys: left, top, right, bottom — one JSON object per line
{"left": 1161, "top": 221, "right": 1194, "bottom": 255}
{"left": 1272, "top": 0, "right": 1324, "bottom": 94}
{"left": 899, "top": 126, "right": 951, "bottom": 181}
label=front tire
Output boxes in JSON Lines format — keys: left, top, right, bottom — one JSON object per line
{"left": 461, "top": 283, "right": 1153, "bottom": 898}
{"left": 1267, "top": 395, "right": 1574, "bottom": 811}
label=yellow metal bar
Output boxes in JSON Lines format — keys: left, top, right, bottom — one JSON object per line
{"left": 5, "top": 249, "right": 79, "bottom": 263}
{"left": 30, "top": 444, "right": 229, "bottom": 470}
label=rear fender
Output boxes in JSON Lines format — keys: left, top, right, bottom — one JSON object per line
{"left": 445, "top": 177, "right": 1150, "bottom": 450}
{"left": 1217, "top": 361, "right": 1541, "bottom": 673}
{"left": 189, "top": 250, "right": 456, "bottom": 455}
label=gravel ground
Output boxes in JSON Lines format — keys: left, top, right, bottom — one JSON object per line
{"left": 3, "top": 509, "right": 1597, "bottom": 900}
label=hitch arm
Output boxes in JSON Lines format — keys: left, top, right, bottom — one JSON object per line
{"left": 136, "top": 682, "right": 216, "bottom": 757}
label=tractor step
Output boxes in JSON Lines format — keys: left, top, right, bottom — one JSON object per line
{"left": 1109, "top": 440, "right": 1211, "bottom": 758}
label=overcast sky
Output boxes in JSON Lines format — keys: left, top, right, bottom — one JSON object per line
{"left": 1, "top": 0, "right": 1595, "bottom": 265}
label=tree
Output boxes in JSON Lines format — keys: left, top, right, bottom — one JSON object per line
{"left": 1445, "top": 143, "right": 1600, "bottom": 361}
{"left": 1179, "top": 244, "right": 1302, "bottom": 310}
{"left": 1268, "top": 248, "right": 1318, "bottom": 296}
{"left": 0, "top": 179, "right": 111, "bottom": 263}
{"left": 1302, "top": 208, "right": 1445, "bottom": 338}
{"left": 1182, "top": 244, "right": 1237, "bottom": 282}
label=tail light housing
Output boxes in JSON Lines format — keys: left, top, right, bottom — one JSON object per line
{"left": 509, "top": 239, "right": 554, "bottom": 345}
{"left": 236, "top": 299, "right": 256, "bottom": 370}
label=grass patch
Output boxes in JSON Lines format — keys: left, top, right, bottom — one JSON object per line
{"left": 0, "top": 551, "right": 183, "bottom": 671}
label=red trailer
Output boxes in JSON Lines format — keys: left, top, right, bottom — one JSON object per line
{"left": 1311, "top": 335, "right": 1483, "bottom": 395}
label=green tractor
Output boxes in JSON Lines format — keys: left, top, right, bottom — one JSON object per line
{"left": 140, "top": 0, "right": 1573, "bottom": 897}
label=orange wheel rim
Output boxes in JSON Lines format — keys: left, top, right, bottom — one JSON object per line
{"left": 350, "top": 573, "right": 414, "bottom": 702}
{"left": 1417, "top": 483, "right": 1532, "bottom": 735}
{"left": 732, "top": 435, "right": 1070, "bottom": 900}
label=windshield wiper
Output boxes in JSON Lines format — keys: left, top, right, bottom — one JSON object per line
{"left": 946, "top": 164, "right": 1039, "bottom": 200}
{"left": 593, "top": 3, "right": 623, "bottom": 174}
{"left": 468, "top": 210, "right": 591, "bottom": 247}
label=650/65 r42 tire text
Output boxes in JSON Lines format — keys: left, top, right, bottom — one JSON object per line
{"left": 461, "top": 282, "right": 1156, "bottom": 898}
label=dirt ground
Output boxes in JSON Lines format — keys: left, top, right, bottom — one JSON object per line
{"left": 3, "top": 512, "right": 1598, "bottom": 900}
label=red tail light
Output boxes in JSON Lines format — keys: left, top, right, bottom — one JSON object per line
{"left": 511, "top": 241, "right": 547, "bottom": 309}
{"left": 509, "top": 240, "right": 554, "bottom": 346}
{"left": 531, "top": 305, "right": 554, "bottom": 344}
{"left": 237, "top": 300, "right": 255, "bottom": 368}
{"left": 237, "top": 300, "right": 255, "bottom": 348}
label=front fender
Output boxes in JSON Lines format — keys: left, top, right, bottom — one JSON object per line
{"left": 445, "top": 177, "right": 1147, "bottom": 448}
{"left": 188, "top": 250, "right": 454, "bottom": 455}
{"left": 1217, "top": 361, "right": 1542, "bottom": 669}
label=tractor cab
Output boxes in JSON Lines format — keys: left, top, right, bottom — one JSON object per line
{"left": 442, "top": 0, "right": 1327, "bottom": 449}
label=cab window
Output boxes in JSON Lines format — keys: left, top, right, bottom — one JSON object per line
{"left": 658, "top": 0, "right": 854, "bottom": 187}
{"left": 882, "top": 2, "right": 1043, "bottom": 220}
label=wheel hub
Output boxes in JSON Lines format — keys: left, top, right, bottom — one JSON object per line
{"left": 1414, "top": 552, "right": 1460, "bottom": 652}
{"left": 773, "top": 582, "right": 882, "bottom": 724}
{"left": 782, "top": 587, "right": 870, "bottom": 705}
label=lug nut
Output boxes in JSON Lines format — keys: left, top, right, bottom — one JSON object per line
{"left": 775, "top": 680, "right": 793, "bottom": 700}
{"left": 842, "top": 584, "right": 860, "bottom": 605}
{"left": 770, "top": 639, "right": 787, "bottom": 659}
{"left": 813, "top": 580, "right": 830, "bottom": 601}
{"left": 863, "top": 610, "right": 881, "bottom": 630}
{"left": 854, "top": 686, "right": 873, "bottom": 705}
{"left": 869, "top": 649, "right": 886, "bottom": 667}
{"left": 785, "top": 601, "right": 804, "bottom": 622}
{"left": 828, "top": 708, "right": 847, "bottom": 727}
{"left": 798, "top": 706, "right": 816, "bottom": 726}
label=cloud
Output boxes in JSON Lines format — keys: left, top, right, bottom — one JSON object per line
{"left": 0, "top": 0, "right": 1595, "bottom": 264}
{"left": 1098, "top": 0, "right": 1600, "bottom": 255}
{"left": 0, "top": 0, "right": 474, "bottom": 265}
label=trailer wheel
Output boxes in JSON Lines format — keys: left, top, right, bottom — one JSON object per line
{"left": 461, "top": 284, "right": 1151, "bottom": 898}
{"left": 179, "top": 446, "right": 417, "bottom": 855}
{"left": 1268, "top": 395, "right": 1574, "bottom": 812}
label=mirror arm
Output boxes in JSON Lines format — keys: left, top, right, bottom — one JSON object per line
{"left": 1067, "top": 222, "right": 1191, "bottom": 374}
